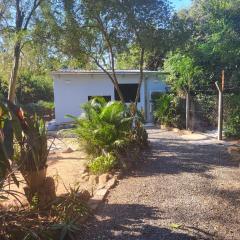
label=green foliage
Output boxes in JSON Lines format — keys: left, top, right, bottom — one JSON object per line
{"left": 16, "top": 72, "right": 53, "bottom": 104}
{"left": 225, "top": 110, "right": 240, "bottom": 138}
{"left": 192, "top": 94, "right": 218, "bottom": 128}
{"left": 153, "top": 94, "right": 176, "bottom": 126}
{"left": 68, "top": 98, "right": 133, "bottom": 156}
{"left": 15, "top": 114, "right": 49, "bottom": 172}
{"left": 153, "top": 93, "right": 185, "bottom": 128}
{"left": 69, "top": 97, "right": 147, "bottom": 173}
{"left": 224, "top": 94, "right": 240, "bottom": 138}
{"left": 0, "top": 103, "right": 11, "bottom": 182}
{"left": 0, "top": 71, "right": 53, "bottom": 107}
{"left": 164, "top": 52, "right": 203, "bottom": 93}
{"left": 0, "top": 102, "right": 21, "bottom": 187}
{"left": 23, "top": 100, "right": 54, "bottom": 120}
{"left": 89, "top": 153, "right": 117, "bottom": 174}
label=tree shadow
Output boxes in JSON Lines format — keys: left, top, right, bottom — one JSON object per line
{"left": 80, "top": 203, "right": 214, "bottom": 240}
{"left": 131, "top": 134, "right": 238, "bottom": 178}
{"left": 213, "top": 188, "right": 240, "bottom": 206}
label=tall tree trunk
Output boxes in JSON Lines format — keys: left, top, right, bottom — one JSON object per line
{"left": 93, "top": 57, "right": 125, "bottom": 103}
{"left": 134, "top": 48, "right": 145, "bottom": 109}
{"left": 8, "top": 41, "right": 21, "bottom": 103}
{"left": 94, "top": 16, "right": 125, "bottom": 103}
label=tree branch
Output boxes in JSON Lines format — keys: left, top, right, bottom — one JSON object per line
{"left": 23, "top": 0, "right": 43, "bottom": 30}
{"left": 135, "top": 47, "right": 145, "bottom": 107}
{"left": 94, "top": 15, "right": 125, "bottom": 102}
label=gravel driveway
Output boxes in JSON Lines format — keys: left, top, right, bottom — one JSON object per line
{"left": 80, "top": 128, "right": 240, "bottom": 240}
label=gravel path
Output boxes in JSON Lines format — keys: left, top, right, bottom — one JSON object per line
{"left": 80, "top": 129, "right": 240, "bottom": 240}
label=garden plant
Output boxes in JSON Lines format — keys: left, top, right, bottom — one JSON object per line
{"left": 68, "top": 97, "right": 148, "bottom": 174}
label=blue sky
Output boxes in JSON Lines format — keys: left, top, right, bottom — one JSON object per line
{"left": 172, "top": 0, "right": 192, "bottom": 10}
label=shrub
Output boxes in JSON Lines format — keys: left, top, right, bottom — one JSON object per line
{"left": 16, "top": 72, "right": 53, "bottom": 104}
{"left": 191, "top": 94, "right": 218, "bottom": 129}
{"left": 153, "top": 93, "right": 184, "bottom": 128}
{"left": 22, "top": 100, "right": 54, "bottom": 120}
{"left": 69, "top": 97, "right": 148, "bottom": 172}
{"left": 224, "top": 94, "right": 240, "bottom": 138}
{"left": 88, "top": 153, "right": 117, "bottom": 174}
{"left": 225, "top": 110, "right": 240, "bottom": 138}
{"left": 68, "top": 98, "right": 133, "bottom": 156}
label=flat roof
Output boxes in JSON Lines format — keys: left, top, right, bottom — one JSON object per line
{"left": 52, "top": 69, "right": 168, "bottom": 75}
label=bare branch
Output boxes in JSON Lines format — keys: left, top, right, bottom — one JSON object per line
{"left": 93, "top": 15, "right": 125, "bottom": 102}
{"left": 23, "top": 0, "right": 43, "bottom": 30}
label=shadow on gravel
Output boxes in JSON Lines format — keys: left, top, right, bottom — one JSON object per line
{"left": 213, "top": 188, "right": 240, "bottom": 206}
{"left": 133, "top": 136, "right": 237, "bottom": 177}
{"left": 81, "top": 203, "right": 210, "bottom": 240}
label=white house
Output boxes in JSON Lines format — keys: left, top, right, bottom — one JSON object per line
{"left": 51, "top": 69, "right": 168, "bottom": 124}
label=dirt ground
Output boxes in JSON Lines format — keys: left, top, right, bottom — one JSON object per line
{"left": 1, "top": 138, "right": 91, "bottom": 207}
{"left": 80, "top": 128, "right": 240, "bottom": 240}
{"left": 47, "top": 138, "right": 90, "bottom": 195}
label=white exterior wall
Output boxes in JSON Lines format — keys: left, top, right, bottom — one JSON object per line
{"left": 145, "top": 74, "right": 167, "bottom": 122}
{"left": 53, "top": 73, "right": 145, "bottom": 123}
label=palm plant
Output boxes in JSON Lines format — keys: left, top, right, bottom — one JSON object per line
{"left": 68, "top": 97, "right": 133, "bottom": 156}
{"left": 68, "top": 97, "right": 148, "bottom": 174}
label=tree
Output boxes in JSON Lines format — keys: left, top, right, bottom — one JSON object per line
{"left": 164, "top": 52, "right": 203, "bottom": 129}
{"left": 116, "top": 0, "right": 172, "bottom": 106}
{"left": 44, "top": 0, "right": 127, "bottom": 102}
{"left": 0, "top": 0, "right": 44, "bottom": 102}
{"left": 46, "top": 0, "right": 172, "bottom": 107}
{"left": 178, "top": 0, "right": 240, "bottom": 87}
{"left": 164, "top": 53, "right": 202, "bottom": 93}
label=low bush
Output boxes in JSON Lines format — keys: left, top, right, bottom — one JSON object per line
{"left": 89, "top": 153, "right": 117, "bottom": 174}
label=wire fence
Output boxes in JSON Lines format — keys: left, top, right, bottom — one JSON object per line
{"left": 187, "top": 88, "right": 240, "bottom": 132}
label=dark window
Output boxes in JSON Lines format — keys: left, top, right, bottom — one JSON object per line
{"left": 88, "top": 96, "right": 111, "bottom": 102}
{"left": 114, "top": 84, "right": 140, "bottom": 103}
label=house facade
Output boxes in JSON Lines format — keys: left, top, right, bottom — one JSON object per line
{"left": 52, "top": 70, "right": 168, "bottom": 124}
